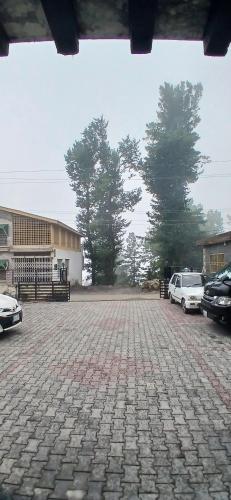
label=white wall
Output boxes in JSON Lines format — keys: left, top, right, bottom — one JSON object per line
{"left": 54, "top": 248, "right": 82, "bottom": 285}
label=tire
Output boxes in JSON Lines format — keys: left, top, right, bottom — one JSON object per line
{"left": 170, "top": 294, "right": 175, "bottom": 304}
{"left": 181, "top": 299, "right": 188, "bottom": 314}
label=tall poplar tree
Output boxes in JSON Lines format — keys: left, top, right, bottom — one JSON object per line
{"left": 140, "top": 81, "right": 207, "bottom": 270}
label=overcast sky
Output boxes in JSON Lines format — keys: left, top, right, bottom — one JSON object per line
{"left": 1, "top": 39, "right": 231, "bottom": 236}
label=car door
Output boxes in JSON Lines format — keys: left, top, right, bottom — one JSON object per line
{"left": 173, "top": 275, "right": 182, "bottom": 303}
{"left": 169, "top": 274, "right": 177, "bottom": 296}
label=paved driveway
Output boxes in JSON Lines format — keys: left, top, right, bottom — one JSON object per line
{"left": 0, "top": 300, "right": 231, "bottom": 500}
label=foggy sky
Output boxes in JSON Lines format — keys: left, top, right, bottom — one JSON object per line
{"left": 1, "top": 39, "right": 231, "bottom": 236}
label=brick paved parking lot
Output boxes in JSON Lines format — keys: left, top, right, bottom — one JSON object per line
{"left": 1, "top": 299, "right": 231, "bottom": 500}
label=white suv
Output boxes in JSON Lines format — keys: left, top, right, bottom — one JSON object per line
{"left": 168, "top": 272, "right": 204, "bottom": 313}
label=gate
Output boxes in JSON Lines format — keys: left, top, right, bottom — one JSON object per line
{"left": 18, "top": 281, "right": 70, "bottom": 302}
{"left": 14, "top": 257, "right": 53, "bottom": 284}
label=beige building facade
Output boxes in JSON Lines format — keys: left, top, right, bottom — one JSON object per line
{"left": 0, "top": 207, "right": 82, "bottom": 286}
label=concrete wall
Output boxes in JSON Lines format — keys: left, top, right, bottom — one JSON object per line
{"left": 54, "top": 248, "right": 82, "bottom": 285}
{"left": 204, "top": 241, "right": 231, "bottom": 273}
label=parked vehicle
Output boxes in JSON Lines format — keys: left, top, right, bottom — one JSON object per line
{"left": 201, "top": 263, "right": 231, "bottom": 324}
{"left": 0, "top": 294, "right": 22, "bottom": 333}
{"left": 168, "top": 272, "right": 204, "bottom": 313}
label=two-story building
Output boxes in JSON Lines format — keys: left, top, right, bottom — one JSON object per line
{"left": 197, "top": 231, "right": 231, "bottom": 274}
{"left": 0, "top": 206, "right": 82, "bottom": 286}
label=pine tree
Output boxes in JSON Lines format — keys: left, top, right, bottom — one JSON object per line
{"left": 204, "top": 210, "right": 224, "bottom": 235}
{"left": 65, "top": 117, "right": 141, "bottom": 285}
{"left": 120, "top": 233, "right": 146, "bottom": 286}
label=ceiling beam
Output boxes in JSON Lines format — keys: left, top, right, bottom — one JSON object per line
{"left": 41, "top": 0, "right": 79, "bottom": 55}
{"left": 128, "top": 0, "right": 158, "bottom": 54}
{"left": 0, "top": 23, "right": 9, "bottom": 57}
{"left": 203, "top": 0, "right": 231, "bottom": 56}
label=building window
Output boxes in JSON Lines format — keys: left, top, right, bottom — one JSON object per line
{"left": 13, "top": 217, "right": 51, "bottom": 245}
{"left": 209, "top": 253, "right": 225, "bottom": 273}
{"left": 0, "top": 224, "right": 8, "bottom": 246}
{"left": 0, "top": 260, "right": 9, "bottom": 281}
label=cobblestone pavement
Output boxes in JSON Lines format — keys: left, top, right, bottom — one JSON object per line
{"left": 1, "top": 300, "right": 231, "bottom": 500}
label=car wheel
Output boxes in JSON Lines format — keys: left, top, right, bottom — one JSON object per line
{"left": 181, "top": 299, "right": 188, "bottom": 314}
{"left": 170, "top": 294, "right": 175, "bottom": 304}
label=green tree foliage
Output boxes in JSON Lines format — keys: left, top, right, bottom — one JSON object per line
{"left": 204, "top": 209, "right": 224, "bottom": 235}
{"left": 117, "top": 232, "right": 160, "bottom": 285}
{"left": 118, "top": 232, "right": 146, "bottom": 286}
{"left": 65, "top": 117, "right": 141, "bottom": 285}
{"left": 143, "top": 233, "right": 160, "bottom": 279}
{"left": 140, "top": 81, "right": 207, "bottom": 272}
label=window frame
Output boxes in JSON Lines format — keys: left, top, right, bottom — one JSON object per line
{"left": 209, "top": 253, "right": 225, "bottom": 273}
{"left": 175, "top": 276, "right": 181, "bottom": 288}
{"left": 171, "top": 274, "right": 177, "bottom": 285}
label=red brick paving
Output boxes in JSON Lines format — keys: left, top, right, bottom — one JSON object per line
{"left": 0, "top": 299, "right": 231, "bottom": 499}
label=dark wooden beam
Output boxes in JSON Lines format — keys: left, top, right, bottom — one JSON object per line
{"left": 41, "top": 0, "right": 79, "bottom": 55}
{"left": 203, "top": 0, "right": 231, "bottom": 56}
{"left": 128, "top": 0, "right": 158, "bottom": 54}
{"left": 0, "top": 23, "right": 9, "bottom": 57}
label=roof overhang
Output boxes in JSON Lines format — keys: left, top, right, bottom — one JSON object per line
{"left": 0, "top": 1, "right": 231, "bottom": 57}
{"left": 0, "top": 206, "right": 83, "bottom": 238}
{"left": 197, "top": 231, "right": 231, "bottom": 246}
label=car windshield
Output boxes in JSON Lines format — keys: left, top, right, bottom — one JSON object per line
{"left": 215, "top": 263, "right": 231, "bottom": 280}
{"left": 182, "top": 275, "right": 203, "bottom": 287}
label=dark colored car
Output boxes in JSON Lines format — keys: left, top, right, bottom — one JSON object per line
{"left": 201, "top": 263, "right": 231, "bottom": 324}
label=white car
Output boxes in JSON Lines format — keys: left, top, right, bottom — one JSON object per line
{"left": 168, "top": 272, "right": 204, "bottom": 313}
{"left": 0, "top": 294, "right": 22, "bottom": 333}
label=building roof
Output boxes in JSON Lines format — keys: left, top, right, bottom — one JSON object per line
{"left": 0, "top": 206, "right": 82, "bottom": 237}
{"left": 197, "top": 231, "right": 231, "bottom": 247}
{"left": 0, "top": 1, "right": 230, "bottom": 57}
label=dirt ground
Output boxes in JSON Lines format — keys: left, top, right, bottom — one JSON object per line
{"left": 70, "top": 286, "right": 160, "bottom": 302}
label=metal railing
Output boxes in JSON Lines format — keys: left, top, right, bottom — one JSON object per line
{"left": 159, "top": 279, "right": 169, "bottom": 299}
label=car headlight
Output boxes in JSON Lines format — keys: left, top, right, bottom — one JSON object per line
{"left": 215, "top": 297, "right": 231, "bottom": 306}
{"left": 0, "top": 308, "right": 4, "bottom": 313}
